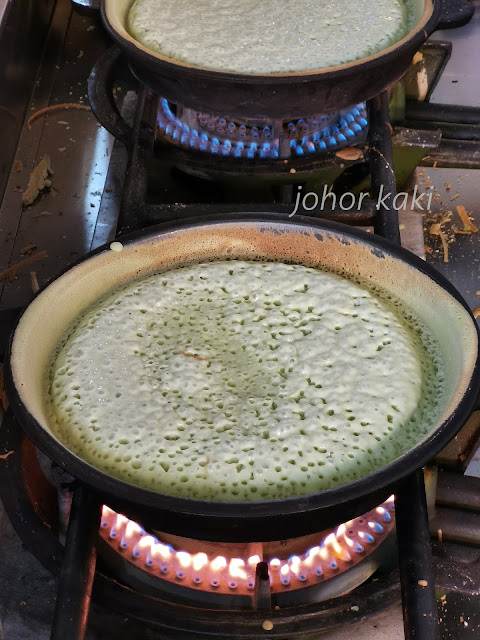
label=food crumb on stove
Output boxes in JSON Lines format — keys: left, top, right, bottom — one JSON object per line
{"left": 289, "top": 168, "right": 296, "bottom": 174}
{"left": 437, "top": 528, "right": 443, "bottom": 542}
{"left": 351, "top": 605, "right": 360, "bottom": 612}
{"left": 109, "top": 241, "right": 124, "bottom": 253}
{"left": 22, "top": 155, "right": 53, "bottom": 206}
{"left": 78, "top": 50, "right": 84, "bottom": 59}
{"left": 30, "top": 271, "right": 39, "bottom": 294}
{"left": 58, "top": 147, "right": 67, "bottom": 152}
{"left": 19, "top": 601, "right": 26, "bottom": 606}
{"left": 262, "top": 620, "right": 274, "bottom": 631}
{"left": 399, "top": 224, "right": 405, "bottom": 230}
{"left": 418, "top": 580, "right": 428, "bottom": 587}
{"left": 450, "top": 193, "right": 460, "bottom": 201}
{"left": 14, "top": 160, "right": 23, "bottom": 173}
{"left": 335, "top": 147, "right": 364, "bottom": 161}
{"left": 445, "top": 184, "right": 451, "bottom": 190}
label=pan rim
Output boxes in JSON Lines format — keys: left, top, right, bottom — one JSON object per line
{"left": 4, "top": 213, "right": 480, "bottom": 522}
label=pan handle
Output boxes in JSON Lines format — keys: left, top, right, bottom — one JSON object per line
{"left": 87, "top": 46, "right": 133, "bottom": 147}
{"left": 435, "top": 0, "right": 475, "bottom": 30}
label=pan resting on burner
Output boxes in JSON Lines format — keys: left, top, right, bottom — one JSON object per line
{"left": 47, "top": 260, "right": 444, "bottom": 501}
{"left": 127, "top": 0, "right": 411, "bottom": 74}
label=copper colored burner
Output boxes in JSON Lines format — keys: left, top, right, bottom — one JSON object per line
{"left": 99, "top": 497, "right": 395, "bottom": 602}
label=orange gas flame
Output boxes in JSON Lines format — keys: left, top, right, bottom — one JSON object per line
{"left": 99, "top": 496, "right": 395, "bottom": 596}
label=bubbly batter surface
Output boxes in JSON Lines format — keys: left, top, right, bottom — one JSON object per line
{"left": 127, "top": 0, "right": 410, "bottom": 73}
{"left": 48, "top": 261, "right": 443, "bottom": 501}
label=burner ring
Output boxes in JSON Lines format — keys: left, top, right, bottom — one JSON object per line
{"left": 157, "top": 100, "right": 368, "bottom": 159}
{"left": 99, "top": 496, "right": 395, "bottom": 604}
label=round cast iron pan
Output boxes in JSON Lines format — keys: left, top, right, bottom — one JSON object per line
{"left": 4, "top": 214, "right": 480, "bottom": 542}
{"left": 93, "top": 0, "right": 475, "bottom": 118}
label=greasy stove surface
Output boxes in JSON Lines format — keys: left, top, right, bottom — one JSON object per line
{"left": 1, "top": 0, "right": 480, "bottom": 638}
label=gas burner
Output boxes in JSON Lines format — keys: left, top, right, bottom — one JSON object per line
{"left": 156, "top": 100, "right": 368, "bottom": 159}
{"left": 99, "top": 497, "right": 395, "bottom": 607}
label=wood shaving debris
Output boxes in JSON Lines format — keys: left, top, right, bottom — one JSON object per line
{"left": 22, "top": 155, "right": 53, "bottom": 206}
{"left": 456, "top": 205, "right": 478, "bottom": 233}
{"left": 176, "top": 350, "right": 209, "bottom": 361}
{"left": 450, "top": 193, "right": 460, "bottom": 201}
{"left": 473, "top": 306, "right": 480, "bottom": 319}
{"left": 445, "top": 184, "right": 451, "bottom": 190}
{"left": 433, "top": 161, "right": 437, "bottom": 169}
{"left": 424, "top": 245, "right": 433, "bottom": 254}
{"left": 0, "top": 250, "right": 48, "bottom": 283}
{"left": 0, "top": 451, "right": 14, "bottom": 461}
{"left": 20, "top": 244, "right": 37, "bottom": 256}
{"left": 437, "top": 529, "right": 443, "bottom": 542}
{"left": 27, "top": 103, "right": 91, "bottom": 129}
{"left": 413, "top": 52, "right": 423, "bottom": 65}
{"left": 0, "top": 366, "right": 8, "bottom": 412}
{"left": 418, "top": 580, "right": 428, "bottom": 587}
{"left": 32, "top": 210, "right": 54, "bottom": 218}
{"left": 30, "top": 271, "right": 39, "bottom": 294}
{"left": 14, "top": 160, "right": 23, "bottom": 173}
{"left": 335, "top": 147, "right": 364, "bottom": 161}
{"left": 430, "top": 223, "right": 449, "bottom": 263}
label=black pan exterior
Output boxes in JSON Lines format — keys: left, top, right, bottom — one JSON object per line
{"left": 4, "top": 214, "right": 480, "bottom": 542}
{"left": 98, "top": 1, "right": 447, "bottom": 119}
